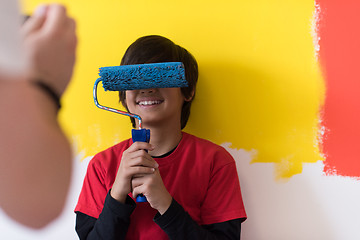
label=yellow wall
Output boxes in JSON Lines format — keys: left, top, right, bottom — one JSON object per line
{"left": 23, "top": 0, "right": 324, "bottom": 179}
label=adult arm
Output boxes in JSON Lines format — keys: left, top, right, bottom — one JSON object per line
{"left": 0, "top": 4, "right": 77, "bottom": 228}
{"left": 0, "top": 80, "right": 72, "bottom": 228}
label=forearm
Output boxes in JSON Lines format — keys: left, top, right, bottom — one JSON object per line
{"left": 0, "top": 80, "right": 72, "bottom": 228}
{"left": 76, "top": 191, "right": 136, "bottom": 240}
{"left": 154, "top": 199, "right": 242, "bottom": 240}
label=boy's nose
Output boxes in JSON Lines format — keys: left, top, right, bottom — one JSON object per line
{"left": 140, "top": 88, "right": 156, "bottom": 94}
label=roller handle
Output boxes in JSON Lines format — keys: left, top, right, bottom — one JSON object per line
{"left": 132, "top": 129, "right": 150, "bottom": 203}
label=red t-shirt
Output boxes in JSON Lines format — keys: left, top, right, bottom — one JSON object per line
{"left": 75, "top": 132, "right": 246, "bottom": 239}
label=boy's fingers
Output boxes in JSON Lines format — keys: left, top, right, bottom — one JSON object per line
{"left": 131, "top": 167, "right": 156, "bottom": 178}
{"left": 132, "top": 175, "right": 149, "bottom": 185}
{"left": 128, "top": 141, "right": 154, "bottom": 152}
{"left": 132, "top": 180, "right": 147, "bottom": 198}
{"left": 125, "top": 152, "right": 158, "bottom": 169}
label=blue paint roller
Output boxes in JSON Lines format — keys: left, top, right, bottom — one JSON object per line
{"left": 93, "top": 62, "right": 187, "bottom": 202}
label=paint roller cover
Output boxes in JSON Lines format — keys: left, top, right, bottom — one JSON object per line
{"left": 99, "top": 62, "right": 188, "bottom": 91}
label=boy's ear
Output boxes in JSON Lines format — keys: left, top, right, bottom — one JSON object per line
{"left": 119, "top": 91, "right": 128, "bottom": 108}
{"left": 184, "top": 89, "right": 195, "bottom": 102}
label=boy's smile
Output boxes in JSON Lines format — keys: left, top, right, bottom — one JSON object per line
{"left": 126, "top": 88, "right": 185, "bottom": 128}
{"left": 136, "top": 99, "right": 164, "bottom": 108}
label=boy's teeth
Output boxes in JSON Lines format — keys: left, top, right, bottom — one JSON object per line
{"left": 139, "top": 100, "right": 161, "bottom": 106}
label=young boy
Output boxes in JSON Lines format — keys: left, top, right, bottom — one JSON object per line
{"left": 75, "top": 35, "right": 246, "bottom": 239}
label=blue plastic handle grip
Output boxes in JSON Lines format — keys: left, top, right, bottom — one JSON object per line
{"left": 132, "top": 129, "right": 150, "bottom": 143}
{"left": 132, "top": 129, "right": 150, "bottom": 202}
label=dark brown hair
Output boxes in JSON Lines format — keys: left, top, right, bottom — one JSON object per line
{"left": 119, "top": 35, "right": 198, "bottom": 129}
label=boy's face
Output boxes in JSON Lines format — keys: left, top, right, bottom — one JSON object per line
{"left": 125, "top": 87, "right": 186, "bottom": 129}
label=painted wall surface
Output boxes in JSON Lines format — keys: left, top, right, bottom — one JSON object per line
{"left": 316, "top": 0, "right": 360, "bottom": 178}
{"left": 1, "top": 0, "right": 359, "bottom": 239}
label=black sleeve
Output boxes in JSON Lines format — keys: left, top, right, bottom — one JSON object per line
{"left": 75, "top": 191, "right": 136, "bottom": 240}
{"left": 76, "top": 195, "right": 244, "bottom": 240}
{"left": 154, "top": 198, "right": 245, "bottom": 240}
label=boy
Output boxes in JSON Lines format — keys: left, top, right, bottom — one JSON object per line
{"left": 75, "top": 35, "right": 246, "bottom": 239}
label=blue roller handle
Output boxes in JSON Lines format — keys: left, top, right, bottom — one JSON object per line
{"left": 132, "top": 128, "right": 150, "bottom": 203}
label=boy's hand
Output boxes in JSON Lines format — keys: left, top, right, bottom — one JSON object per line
{"left": 110, "top": 142, "right": 158, "bottom": 203}
{"left": 132, "top": 168, "right": 172, "bottom": 215}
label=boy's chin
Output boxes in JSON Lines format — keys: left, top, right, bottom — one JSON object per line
{"left": 139, "top": 117, "right": 171, "bottom": 128}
